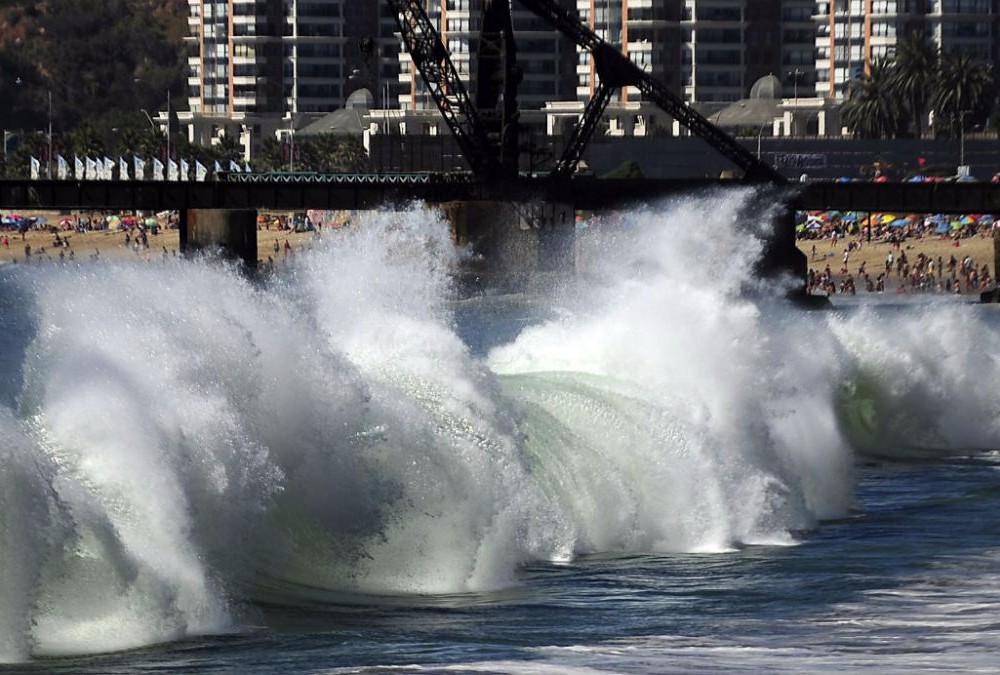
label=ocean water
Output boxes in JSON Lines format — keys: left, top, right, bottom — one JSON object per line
{"left": 2, "top": 189, "right": 1000, "bottom": 673}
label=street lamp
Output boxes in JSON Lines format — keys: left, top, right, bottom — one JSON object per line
{"left": 788, "top": 68, "right": 804, "bottom": 137}
{"left": 286, "top": 115, "right": 295, "bottom": 172}
{"left": 789, "top": 68, "right": 804, "bottom": 104}
{"left": 757, "top": 121, "right": 769, "bottom": 159}
{"left": 959, "top": 109, "right": 971, "bottom": 170}
{"left": 47, "top": 90, "right": 52, "bottom": 178}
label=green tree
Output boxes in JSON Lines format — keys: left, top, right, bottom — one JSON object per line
{"left": 890, "top": 31, "right": 938, "bottom": 138}
{"left": 931, "top": 52, "right": 994, "bottom": 137}
{"left": 257, "top": 136, "right": 284, "bottom": 172}
{"left": 332, "top": 136, "right": 369, "bottom": 172}
{"left": 840, "top": 58, "right": 904, "bottom": 139}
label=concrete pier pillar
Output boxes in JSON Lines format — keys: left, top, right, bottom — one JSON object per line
{"left": 443, "top": 200, "right": 574, "bottom": 288}
{"left": 182, "top": 209, "right": 258, "bottom": 270}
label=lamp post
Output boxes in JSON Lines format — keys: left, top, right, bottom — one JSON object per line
{"left": 757, "top": 121, "right": 769, "bottom": 159}
{"left": 166, "top": 89, "right": 171, "bottom": 165}
{"left": 959, "top": 109, "right": 970, "bottom": 170}
{"left": 789, "top": 68, "right": 804, "bottom": 137}
{"left": 47, "top": 90, "right": 52, "bottom": 178}
{"left": 286, "top": 116, "right": 295, "bottom": 172}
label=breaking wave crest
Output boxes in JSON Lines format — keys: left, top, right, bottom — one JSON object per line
{"left": 1, "top": 192, "right": 997, "bottom": 661}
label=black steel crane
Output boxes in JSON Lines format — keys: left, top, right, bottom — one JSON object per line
{"left": 386, "top": 0, "right": 785, "bottom": 184}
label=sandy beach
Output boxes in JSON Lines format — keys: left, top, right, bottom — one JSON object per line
{"left": 798, "top": 230, "right": 996, "bottom": 295}
{"left": 0, "top": 214, "right": 322, "bottom": 266}
{"left": 2, "top": 210, "right": 996, "bottom": 297}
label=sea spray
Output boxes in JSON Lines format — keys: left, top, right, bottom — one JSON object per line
{"left": 488, "top": 189, "right": 856, "bottom": 551}
{"left": 7, "top": 192, "right": 997, "bottom": 661}
{"left": 830, "top": 303, "right": 1000, "bottom": 457}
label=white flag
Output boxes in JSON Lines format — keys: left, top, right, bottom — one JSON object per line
{"left": 85, "top": 157, "right": 97, "bottom": 180}
{"left": 103, "top": 157, "right": 114, "bottom": 180}
{"left": 244, "top": 162, "right": 252, "bottom": 173}
{"left": 119, "top": 157, "right": 129, "bottom": 181}
{"left": 56, "top": 155, "right": 69, "bottom": 180}
{"left": 152, "top": 158, "right": 164, "bottom": 181}
{"left": 229, "top": 160, "right": 241, "bottom": 173}
{"left": 75, "top": 156, "right": 85, "bottom": 180}
{"left": 167, "top": 159, "right": 178, "bottom": 181}
{"left": 214, "top": 160, "right": 222, "bottom": 175}
{"left": 179, "top": 159, "right": 189, "bottom": 181}
{"left": 29, "top": 156, "right": 40, "bottom": 180}
{"left": 134, "top": 156, "right": 146, "bottom": 181}
{"left": 195, "top": 160, "right": 207, "bottom": 182}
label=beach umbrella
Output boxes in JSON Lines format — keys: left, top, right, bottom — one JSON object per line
{"left": 889, "top": 219, "right": 908, "bottom": 227}
{"left": 978, "top": 215, "right": 994, "bottom": 225}
{"left": 145, "top": 217, "right": 158, "bottom": 228}
{"left": 880, "top": 214, "right": 896, "bottom": 224}
{"left": 935, "top": 222, "right": 951, "bottom": 234}
{"left": 951, "top": 220, "right": 963, "bottom": 230}
{"left": 960, "top": 215, "right": 975, "bottom": 225}
{"left": 842, "top": 212, "right": 858, "bottom": 222}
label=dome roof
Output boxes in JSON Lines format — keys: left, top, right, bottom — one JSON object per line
{"left": 749, "top": 74, "right": 782, "bottom": 100}
{"left": 346, "top": 87, "right": 374, "bottom": 111}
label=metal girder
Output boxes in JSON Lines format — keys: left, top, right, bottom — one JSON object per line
{"left": 477, "top": 0, "right": 521, "bottom": 178}
{"left": 515, "top": 0, "right": 786, "bottom": 183}
{"left": 552, "top": 81, "right": 615, "bottom": 179}
{"left": 386, "top": 0, "right": 499, "bottom": 179}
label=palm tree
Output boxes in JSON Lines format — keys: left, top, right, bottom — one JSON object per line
{"left": 840, "top": 58, "right": 904, "bottom": 139}
{"left": 890, "top": 31, "right": 938, "bottom": 138}
{"left": 931, "top": 52, "right": 995, "bottom": 137}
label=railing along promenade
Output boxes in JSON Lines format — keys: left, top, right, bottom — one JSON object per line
{"left": 3, "top": 174, "right": 1000, "bottom": 215}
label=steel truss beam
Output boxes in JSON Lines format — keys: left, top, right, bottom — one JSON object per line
{"left": 386, "top": 0, "right": 500, "bottom": 179}
{"left": 516, "top": 0, "right": 785, "bottom": 183}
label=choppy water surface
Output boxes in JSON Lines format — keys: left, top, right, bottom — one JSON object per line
{"left": 2, "top": 189, "right": 1000, "bottom": 673}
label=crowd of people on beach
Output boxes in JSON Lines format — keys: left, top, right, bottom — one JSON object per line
{"left": 803, "top": 210, "right": 996, "bottom": 296}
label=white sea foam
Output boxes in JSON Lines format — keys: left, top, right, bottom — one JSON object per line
{"left": 3, "top": 192, "right": 996, "bottom": 660}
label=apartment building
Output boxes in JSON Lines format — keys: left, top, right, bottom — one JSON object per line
{"left": 814, "top": 0, "right": 998, "bottom": 99}
{"left": 400, "top": 1, "right": 574, "bottom": 114}
{"left": 570, "top": 2, "right": 815, "bottom": 104}
{"left": 183, "top": 0, "right": 400, "bottom": 156}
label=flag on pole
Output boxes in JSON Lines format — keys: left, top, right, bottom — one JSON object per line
{"left": 29, "top": 157, "right": 40, "bottom": 180}
{"left": 118, "top": 157, "right": 128, "bottom": 181}
{"left": 195, "top": 160, "right": 207, "bottom": 182}
{"left": 167, "top": 158, "right": 178, "bottom": 181}
{"left": 152, "top": 158, "right": 164, "bottom": 181}
{"left": 179, "top": 159, "right": 189, "bottom": 181}
{"left": 214, "top": 160, "right": 223, "bottom": 176}
{"left": 85, "top": 157, "right": 97, "bottom": 180}
{"left": 244, "top": 161, "right": 252, "bottom": 174}
{"left": 229, "top": 160, "right": 241, "bottom": 173}
{"left": 75, "top": 156, "right": 85, "bottom": 180}
{"left": 56, "top": 155, "right": 69, "bottom": 180}
{"left": 134, "top": 156, "right": 146, "bottom": 181}
{"left": 103, "top": 157, "right": 114, "bottom": 180}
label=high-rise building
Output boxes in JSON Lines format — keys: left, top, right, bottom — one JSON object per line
{"left": 814, "top": 0, "right": 998, "bottom": 100}
{"left": 399, "top": 1, "right": 574, "bottom": 113}
{"left": 573, "top": 1, "right": 816, "bottom": 104}
{"left": 183, "top": 1, "right": 400, "bottom": 156}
